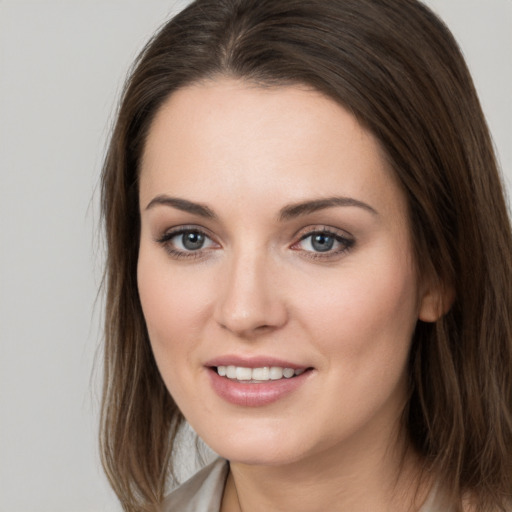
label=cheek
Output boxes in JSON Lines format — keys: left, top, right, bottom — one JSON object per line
{"left": 295, "top": 256, "right": 419, "bottom": 369}
{"left": 293, "top": 259, "right": 419, "bottom": 435}
{"left": 136, "top": 248, "right": 213, "bottom": 383}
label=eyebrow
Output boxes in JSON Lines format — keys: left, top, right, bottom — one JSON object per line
{"left": 145, "top": 195, "right": 217, "bottom": 219}
{"left": 145, "top": 194, "right": 377, "bottom": 220}
{"left": 278, "top": 196, "right": 378, "bottom": 220}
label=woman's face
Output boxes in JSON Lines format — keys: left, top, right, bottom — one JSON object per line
{"left": 138, "top": 79, "right": 434, "bottom": 466}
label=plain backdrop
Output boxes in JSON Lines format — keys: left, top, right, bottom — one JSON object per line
{"left": 0, "top": 1, "right": 510, "bottom": 511}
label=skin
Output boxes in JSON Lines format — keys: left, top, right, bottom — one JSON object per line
{"left": 137, "top": 78, "right": 441, "bottom": 512}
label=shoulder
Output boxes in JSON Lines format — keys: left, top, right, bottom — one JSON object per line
{"left": 159, "top": 457, "right": 229, "bottom": 512}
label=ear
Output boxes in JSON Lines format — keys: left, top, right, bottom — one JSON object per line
{"left": 418, "top": 278, "right": 455, "bottom": 323}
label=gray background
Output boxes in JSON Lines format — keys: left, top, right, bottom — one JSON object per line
{"left": 0, "top": 1, "right": 510, "bottom": 511}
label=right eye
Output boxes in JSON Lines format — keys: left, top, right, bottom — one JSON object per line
{"left": 156, "top": 227, "right": 218, "bottom": 259}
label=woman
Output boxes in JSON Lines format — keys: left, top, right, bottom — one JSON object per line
{"left": 100, "top": 1, "right": 512, "bottom": 511}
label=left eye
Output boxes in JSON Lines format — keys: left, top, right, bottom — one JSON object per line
{"left": 296, "top": 231, "right": 353, "bottom": 254}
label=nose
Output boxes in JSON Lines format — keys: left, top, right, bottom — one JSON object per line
{"left": 214, "top": 251, "right": 288, "bottom": 339}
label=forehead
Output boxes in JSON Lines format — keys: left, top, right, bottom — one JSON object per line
{"left": 139, "top": 78, "right": 406, "bottom": 222}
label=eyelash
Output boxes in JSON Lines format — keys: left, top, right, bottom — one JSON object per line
{"left": 155, "top": 226, "right": 355, "bottom": 261}
{"left": 156, "top": 226, "right": 218, "bottom": 261}
{"left": 292, "top": 228, "right": 355, "bottom": 260}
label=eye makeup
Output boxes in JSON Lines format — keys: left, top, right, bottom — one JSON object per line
{"left": 155, "top": 223, "right": 355, "bottom": 263}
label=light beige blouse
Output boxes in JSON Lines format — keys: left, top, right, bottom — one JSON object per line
{"left": 159, "top": 458, "right": 450, "bottom": 512}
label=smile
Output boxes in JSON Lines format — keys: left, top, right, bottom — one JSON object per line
{"left": 216, "top": 365, "right": 306, "bottom": 382}
{"left": 207, "top": 364, "right": 313, "bottom": 407}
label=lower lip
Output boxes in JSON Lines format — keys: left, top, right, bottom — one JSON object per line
{"left": 207, "top": 368, "right": 312, "bottom": 407}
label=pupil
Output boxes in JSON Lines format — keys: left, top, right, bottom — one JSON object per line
{"left": 182, "top": 232, "right": 205, "bottom": 250}
{"left": 312, "top": 234, "right": 334, "bottom": 252}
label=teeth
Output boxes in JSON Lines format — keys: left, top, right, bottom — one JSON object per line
{"left": 216, "top": 365, "right": 305, "bottom": 381}
{"left": 269, "top": 367, "right": 283, "bottom": 380}
{"left": 252, "top": 367, "right": 270, "bottom": 380}
{"left": 236, "top": 367, "right": 252, "bottom": 381}
{"left": 282, "top": 368, "right": 295, "bottom": 378}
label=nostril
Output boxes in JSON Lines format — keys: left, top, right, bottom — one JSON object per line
{"left": 255, "top": 324, "right": 273, "bottom": 331}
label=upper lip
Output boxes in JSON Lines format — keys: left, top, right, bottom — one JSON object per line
{"left": 204, "top": 355, "right": 309, "bottom": 370}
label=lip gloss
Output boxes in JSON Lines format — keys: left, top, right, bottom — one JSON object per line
{"left": 207, "top": 367, "right": 311, "bottom": 407}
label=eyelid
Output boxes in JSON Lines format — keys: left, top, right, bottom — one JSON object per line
{"left": 292, "top": 224, "right": 354, "bottom": 242}
{"left": 290, "top": 225, "right": 355, "bottom": 258}
{"left": 155, "top": 225, "right": 220, "bottom": 260}
{"left": 154, "top": 223, "right": 354, "bottom": 260}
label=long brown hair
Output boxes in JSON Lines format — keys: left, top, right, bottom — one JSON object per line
{"left": 100, "top": 1, "right": 512, "bottom": 510}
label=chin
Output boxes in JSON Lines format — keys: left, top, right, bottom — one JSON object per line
{"left": 197, "top": 425, "right": 314, "bottom": 467}
{"left": 217, "top": 445, "right": 306, "bottom": 467}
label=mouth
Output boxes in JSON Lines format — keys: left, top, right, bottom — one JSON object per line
{"left": 204, "top": 356, "right": 314, "bottom": 405}
{"left": 213, "top": 365, "right": 309, "bottom": 383}
{"left": 206, "top": 363, "right": 314, "bottom": 406}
